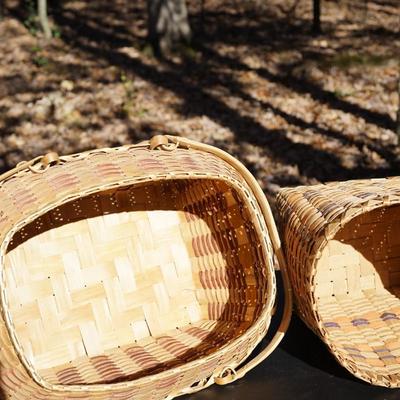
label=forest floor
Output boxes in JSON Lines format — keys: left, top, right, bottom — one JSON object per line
{"left": 0, "top": 0, "right": 399, "bottom": 208}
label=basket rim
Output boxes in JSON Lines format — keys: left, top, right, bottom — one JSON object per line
{"left": 279, "top": 179, "right": 400, "bottom": 387}
{"left": 311, "top": 198, "right": 400, "bottom": 387}
{"left": 0, "top": 169, "right": 276, "bottom": 393}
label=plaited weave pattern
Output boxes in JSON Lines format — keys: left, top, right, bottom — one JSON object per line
{"left": 0, "top": 140, "right": 278, "bottom": 399}
{"left": 277, "top": 177, "right": 400, "bottom": 387}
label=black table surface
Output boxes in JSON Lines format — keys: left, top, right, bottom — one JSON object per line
{"left": 182, "top": 275, "right": 400, "bottom": 400}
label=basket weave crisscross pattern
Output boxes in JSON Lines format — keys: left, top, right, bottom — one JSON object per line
{"left": 277, "top": 177, "right": 400, "bottom": 387}
{"left": 0, "top": 136, "right": 292, "bottom": 399}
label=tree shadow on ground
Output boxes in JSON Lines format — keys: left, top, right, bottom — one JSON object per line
{"left": 196, "top": 44, "right": 396, "bottom": 132}
{"left": 47, "top": 28, "right": 350, "bottom": 183}
{"left": 4, "top": 0, "right": 400, "bottom": 188}
{"left": 50, "top": 3, "right": 399, "bottom": 180}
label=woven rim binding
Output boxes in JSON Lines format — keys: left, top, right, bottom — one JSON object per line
{"left": 0, "top": 135, "right": 292, "bottom": 398}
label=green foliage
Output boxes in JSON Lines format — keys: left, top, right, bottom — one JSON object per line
{"left": 176, "top": 43, "right": 199, "bottom": 61}
{"left": 120, "top": 73, "right": 137, "bottom": 117}
{"left": 325, "top": 53, "right": 392, "bottom": 70}
{"left": 52, "top": 25, "right": 62, "bottom": 39}
{"left": 33, "top": 55, "right": 49, "bottom": 67}
{"left": 24, "top": 0, "right": 59, "bottom": 38}
{"left": 24, "top": 0, "right": 39, "bottom": 36}
{"left": 333, "top": 89, "right": 355, "bottom": 99}
{"left": 30, "top": 45, "right": 42, "bottom": 53}
{"left": 141, "top": 44, "right": 155, "bottom": 58}
{"left": 120, "top": 73, "right": 148, "bottom": 118}
{"left": 30, "top": 45, "right": 49, "bottom": 67}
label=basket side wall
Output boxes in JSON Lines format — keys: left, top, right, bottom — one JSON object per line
{"left": 277, "top": 177, "right": 400, "bottom": 387}
{"left": 0, "top": 145, "right": 276, "bottom": 398}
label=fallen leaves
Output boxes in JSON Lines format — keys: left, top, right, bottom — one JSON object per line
{"left": 0, "top": 0, "right": 399, "bottom": 202}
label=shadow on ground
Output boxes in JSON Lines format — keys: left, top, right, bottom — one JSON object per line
{"left": 3, "top": 0, "right": 400, "bottom": 191}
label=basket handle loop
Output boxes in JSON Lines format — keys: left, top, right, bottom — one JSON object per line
{"left": 149, "top": 135, "right": 169, "bottom": 150}
{"left": 40, "top": 152, "right": 60, "bottom": 167}
{"left": 214, "top": 304, "right": 289, "bottom": 385}
{"left": 0, "top": 152, "right": 61, "bottom": 183}
{"left": 174, "top": 375, "right": 214, "bottom": 397}
{"left": 214, "top": 271, "right": 291, "bottom": 385}
{"left": 149, "top": 135, "right": 179, "bottom": 151}
{"left": 164, "top": 135, "right": 293, "bottom": 386}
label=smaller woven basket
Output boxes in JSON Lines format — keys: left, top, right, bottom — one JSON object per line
{"left": 0, "top": 135, "right": 291, "bottom": 400}
{"left": 277, "top": 177, "right": 400, "bottom": 387}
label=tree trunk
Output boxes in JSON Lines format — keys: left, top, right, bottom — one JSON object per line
{"left": 38, "top": 0, "right": 52, "bottom": 39}
{"left": 312, "top": 0, "right": 321, "bottom": 34}
{"left": 147, "top": 0, "right": 191, "bottom": 56}
{"left": 396, "top": 75, "right": 400, "bottom": 138}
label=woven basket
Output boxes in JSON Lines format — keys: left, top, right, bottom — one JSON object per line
{"left": 0, "top": 135, "right": 291, "bottom": 399}
{"left": 277, "top": 178, "right": 400, "bottom": 387}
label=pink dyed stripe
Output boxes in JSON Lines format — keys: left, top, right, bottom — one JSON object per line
{"left": 91, "top": 355, "right": 124, "bottom": 381}
{"left": 157, "top": 336, "right": 195, "bottom": 359}
{"left": 157, "top": 375, "right": 179, "bottom": 389}
{"left": 13, "top": 189, "right": 36, "bottom": 206}
{"left": 124, "top": 346, "right": 160, "bottom": 370}
{"left": 55, "top": 366, "right": 86, "bottom": 385}
{"left": 184, "top": 325, "right": 228, "bottom": 347}
{"left": 199, "top": 270, "right": 212, "bottom": 290}
{"left": 192, "top": 236, "right": 203, "bottom": 257}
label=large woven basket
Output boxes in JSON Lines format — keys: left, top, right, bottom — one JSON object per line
{"left": 277, "top": 178, "right": 400, "bottom": 387}
{"left": 0, "top": 135, "right": 291, "bottom": 399}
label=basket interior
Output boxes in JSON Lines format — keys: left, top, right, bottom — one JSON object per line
{"left": 314, "top": 204, "right": 400, "bottom": 379}
{"left": 4, "top": 178, "right": 268, "bottom": 385}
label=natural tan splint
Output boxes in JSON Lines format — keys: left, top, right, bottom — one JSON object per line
{"left": 278, "top": 179, "right": 400, "bottom": 387}
{"left": 0, "top": 135, "right": 292, "bottom": 399}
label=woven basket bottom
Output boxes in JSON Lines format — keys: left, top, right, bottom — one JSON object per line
{"left": 3, "top": 178, "right": 267, "bottom": 387}
{"left": 319, "top": 292, "right": 400, "bottom": 383}
{"left": 314, "top": 204, "right": 400, "bottom": 385}
{"left": 39, "top": 319, "right": 251, "bottom": 385}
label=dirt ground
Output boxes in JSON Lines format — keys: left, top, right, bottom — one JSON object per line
{"left": 0, "top": 0, "right": 399, "bottom": 207}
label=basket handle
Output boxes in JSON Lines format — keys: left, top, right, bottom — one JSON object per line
{"left": 0, "top": 152, "right": 61, "bottom": 183}
{"left": 213, "top": 261, "right": 292, "bottom": 385}
{"left": 162, "top": 135, "right": 293, "bottom": 385}
{"left": 214, "top": 287, "right": 291, "bottom": 384}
